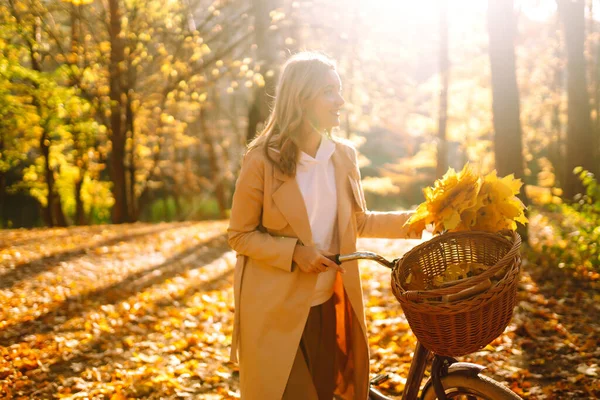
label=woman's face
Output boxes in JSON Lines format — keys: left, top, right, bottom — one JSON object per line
{"left": 304, "top": 69, "right": 345, "bottom": 131}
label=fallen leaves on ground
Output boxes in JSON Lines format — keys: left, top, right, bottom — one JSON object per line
{"left": 1, "top": 218, "right": 598, "bottom": 399}
{"left": 1, "top": 221, "right": 237, "bottom": 399}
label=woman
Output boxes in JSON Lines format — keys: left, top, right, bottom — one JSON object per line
{"left": 228, "top": 52, "right": 421, "bottom": 400}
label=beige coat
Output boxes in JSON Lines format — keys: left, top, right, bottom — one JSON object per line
{"left": 227, "top": 140, "right": 414, "bottom": 399}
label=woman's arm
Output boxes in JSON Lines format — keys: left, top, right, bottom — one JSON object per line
{"left": 356, "top": 209, "right": 419, "bottom": 239}
{"left": 349, "top": 148, "right": 422, "bottom": 239}
{"left": 227, "top": 150, "right": 299, "bottom": 272}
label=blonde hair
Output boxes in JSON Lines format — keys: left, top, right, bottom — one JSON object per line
{"left": 248, "top": 51, "right": 338, "bottom": 177}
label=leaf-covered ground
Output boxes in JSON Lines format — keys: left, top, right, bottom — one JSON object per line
{"left": 0, "top": 219, "right": 598, "bottom": 399}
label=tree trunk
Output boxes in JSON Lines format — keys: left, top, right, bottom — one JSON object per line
{"left": 591, "top": 0, "right": 600, "bottom": 176}
{"left": 126, "top": 91, "right": 136, "bottom": 222}
{"left": 135, "top": 189, "right": 152, "bottom": 222}
{"left": 30, "top": 16, "right": 42, "bottom": 72}
{"left": 549, "top": 14, "right": 565, "bottom": 188}
{"left": 30, "top": 15, "right": 51, "bottom": 227}
{"left": 72, "top": 122, "right": 88, "bottom": 226}
{"left": 246, "top": 102, "right": 264, "bottom": 143}
{"left": 173, "top": 192, "right": 183, "bottom": 221}
{"left": 40, "top": 131, "right": 54, "bottom": 227}
{"left": 0, "top": 133, "right": 5, "bottom": 228}
{"left": 246, "top": 0, "right": 277, "bottom": 143}
{"left": 199, "top": 105, "right": 227, "bottom": 219}
{"left": 40, "top": 139, "right": 68, "bottom": 227}
{"left": 559, "top": 0, "right": 595, "bottom": 198}
{"left": 108, "top": 0, "right": 128, "bottom": 223}
{"left": 596, "top": 35, "right": 600, "bottom": 175}
{"left": 74, "top": 177, "right": 86, "bottom": 225}
{"left": 487, "top": 0, "right": 525, "bottom": 180}
{"left": 487, "top": 0, "right": 528, "bottom": 242}
{"left": 436, "top": 0, "right": 449, "bottom": 179}
{"left": 163, "top": 196, "right": 169, "bottom": 221}
{"left": 134, "top": 133, "right": 162, "bottom": 221}
{"left": 71, "top": 2, "right": 87, "bottom": 226}
{"left": 31, "top": 16, "right": 70, "bottom": 227}
{"left": 52, "top": 183, "right": 68, "bottom": 226}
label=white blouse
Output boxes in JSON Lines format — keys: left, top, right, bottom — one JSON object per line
{"left": 295, "top": 137, "right": 338, "bottom": 306}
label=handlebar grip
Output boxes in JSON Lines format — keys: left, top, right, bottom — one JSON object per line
{"left": 325, "top": 254, "right": 341, "bottom": 265}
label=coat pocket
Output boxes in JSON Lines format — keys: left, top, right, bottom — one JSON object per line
{"left": 348, "top": 175, "right": 366, "bottom": 212}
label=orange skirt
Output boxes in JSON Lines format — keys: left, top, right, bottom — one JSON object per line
{"left": 282, "top": 294, "right": 337, "bottom": 400}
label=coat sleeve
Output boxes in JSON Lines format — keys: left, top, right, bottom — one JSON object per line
{"left": 227, "top": 150, "right": 299, "bottom": 272}
{"left": 348, "top": 147, "right": 422, "bottom": 239}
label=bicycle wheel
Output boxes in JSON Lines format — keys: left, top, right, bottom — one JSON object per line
{"left": 421, "top": 371, "right": 522, "bottom": 400}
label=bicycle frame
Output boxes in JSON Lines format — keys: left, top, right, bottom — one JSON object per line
{"left": 401, "top": 342, "right": 431, "bottom": 400}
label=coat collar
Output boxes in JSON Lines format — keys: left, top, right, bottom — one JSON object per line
{"left": 270, "top": 140, "right": 356, "bottom": 182}
{"left": 271, "top": 140, "right": 357, "bottom": 248}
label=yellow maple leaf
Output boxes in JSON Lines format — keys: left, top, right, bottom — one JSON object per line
{"left": 407, "top": 164, "right": 480, "bottom": 232}
{"left": 471, "top": 205, "right": 503, "bottom": 232}
{"left": 496, "top": 200, "right": 522, "bottom": 219}
{"left": 500, "top": 174, "right": 523, "bottom": 195}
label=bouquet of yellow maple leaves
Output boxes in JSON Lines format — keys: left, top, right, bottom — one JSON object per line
{"left": 405, "top": 164, "right": 528, "bottom": 235}
{"left": 393, "top": 165, "right": 526, "bottom": 355}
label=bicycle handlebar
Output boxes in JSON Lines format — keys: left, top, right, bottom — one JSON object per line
{"left": 325, "top": 252, "right": 395, "bottom": 269}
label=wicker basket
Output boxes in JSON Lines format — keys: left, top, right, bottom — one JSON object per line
{"left": 391, "top": 230, "right": 522, "bottom": 357}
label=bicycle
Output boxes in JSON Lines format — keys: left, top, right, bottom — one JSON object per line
{"left": 328, "top": 231, "right": 523, "bottom": 400}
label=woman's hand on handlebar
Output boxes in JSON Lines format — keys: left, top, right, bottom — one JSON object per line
{"left": 292, "top": 244, "right": 346, "bottom": 274}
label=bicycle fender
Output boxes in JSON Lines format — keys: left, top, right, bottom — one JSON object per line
{"left": 446, "top": 362, "right": 486, "bottom": 375}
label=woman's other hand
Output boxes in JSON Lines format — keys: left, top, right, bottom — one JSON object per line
{"left": 292, "top": 244, "right": 345, "bottom": 274}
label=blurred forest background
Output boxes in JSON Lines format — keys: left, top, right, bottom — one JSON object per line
{"left": 0, "top": 0, "right": 599, "bottom": 229}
